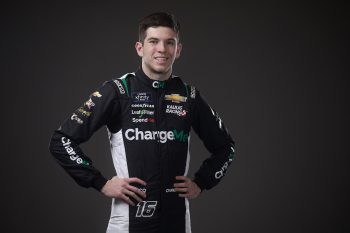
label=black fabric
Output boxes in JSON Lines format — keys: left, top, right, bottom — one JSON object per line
{"left": 49, "top": 67, "right": 235, "bottom": 233}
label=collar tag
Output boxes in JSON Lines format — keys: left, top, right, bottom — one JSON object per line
{"left": 152, "top": 81, "right": 165, "bottom": 89}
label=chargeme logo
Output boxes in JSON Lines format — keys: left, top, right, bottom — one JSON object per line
{"left": 61, "top": 137, "right": 89, "bottom": 165}
{"left": 125, "top": 128, "right": 188, "bottom": 143}
{"left": 215, "top": 147, "right": 234, "bottom": 179}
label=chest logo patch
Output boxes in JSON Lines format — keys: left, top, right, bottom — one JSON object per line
{"left": 132, "top": 92, "right": 153, "bottom": 103}
{"left": 164, "top": 94, "right": 187, "bottom": 103}
{"left": 166, "top": 105, "right": 187, "bottom": 117}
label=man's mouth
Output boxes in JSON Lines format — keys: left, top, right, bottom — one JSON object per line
{"left": 155, "top": 57, "right": 168, "bottom": 62}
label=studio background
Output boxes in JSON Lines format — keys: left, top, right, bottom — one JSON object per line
{"left": 1, "top": 1, "right": 349, "bottom": 232}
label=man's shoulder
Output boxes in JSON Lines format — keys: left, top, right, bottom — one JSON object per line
{"left": 171, "top": 75, "right": 197, "bottom": 100}
{"left": 111, "top": 72, "right": 136, "bottom": 85}
{"left": 109, "top": 72, "right": 136, "bottom": 96}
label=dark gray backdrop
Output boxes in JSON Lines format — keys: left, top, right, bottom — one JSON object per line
{"left": 1, "top": 1, "right": 349, "bottom": 232}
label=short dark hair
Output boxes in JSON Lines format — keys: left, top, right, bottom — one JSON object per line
{"left": 138, "top": 12, "right": 181, "bottom": 42}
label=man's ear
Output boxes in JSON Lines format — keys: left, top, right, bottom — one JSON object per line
{"left": 175, "top": 43, "right": 182, "bottom": 59}
{"left": 135, "top": 41, "right": 143, "bottom": 57}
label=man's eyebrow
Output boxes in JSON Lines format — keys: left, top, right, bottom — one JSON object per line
{"left": 146, "top": 37, "right": 176, "bottom": 41}
{"left": 147, "top": 37, "right": 159, "bottom": 41}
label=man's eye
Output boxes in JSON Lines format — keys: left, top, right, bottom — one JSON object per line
{"left": 167, "top": 41, "right": 175, "bottom": 45}
{"left": 149, "top": 41, "right": 157, "bottom": 44}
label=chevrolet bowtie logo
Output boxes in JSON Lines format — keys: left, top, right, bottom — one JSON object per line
{"left": 92, "top": 91, "right": 102, "bottom": 98}
{"left": 164, "top": 94, "right": 187, "bottom": 103}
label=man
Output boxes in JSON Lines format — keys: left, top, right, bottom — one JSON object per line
{"left": 49, "top": 12, "right": 235, "bottom": 233}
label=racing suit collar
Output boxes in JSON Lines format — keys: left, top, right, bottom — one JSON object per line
{"left": 136, "top": 67, "right": 175, "bottom": 89}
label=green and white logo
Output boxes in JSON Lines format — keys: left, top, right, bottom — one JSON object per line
{"left": 61, "top": 137, "right": 90, "bottom": 165}
{"left": 124, "top": 128, "right": 188, "bottom": 143}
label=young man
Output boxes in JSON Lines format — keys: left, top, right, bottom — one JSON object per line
{"left": 49, "top": 12, "right": 235, "bottom": 233}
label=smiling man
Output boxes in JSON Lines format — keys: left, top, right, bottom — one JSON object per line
{"left": 49, "top": 12, "right": 235, "bottom": 233}
{"left": 136, "top": 26, "right": 182, "bottom": 80}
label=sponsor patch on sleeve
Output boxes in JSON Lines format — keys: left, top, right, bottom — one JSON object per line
{"left": 92, "top": 91, "right": 102, "bottom": 98}
{"left": 190, "top": 86, "right": 196, "bottom": 99}
{"left": 113, "top": 80, "right": 126, "bottom": 94}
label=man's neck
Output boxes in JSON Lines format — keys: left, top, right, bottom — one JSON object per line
{"left": 142, "top": 64, "right": 172, "bottom": 81}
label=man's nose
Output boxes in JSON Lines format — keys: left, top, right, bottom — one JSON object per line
{"left": 157, "top": 41, "right": 166, "bottom": 52}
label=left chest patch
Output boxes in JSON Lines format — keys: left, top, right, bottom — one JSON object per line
{"left": 132, "top": 92, "right": 153, "bottom": 103}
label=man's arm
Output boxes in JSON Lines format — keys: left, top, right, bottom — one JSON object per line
{"left": 49, "top": 81, "right": 118, "bottom": 191}
{"left": 49, "top": 79, "right": 147, "bottom": 204}
{"left": 191, "top": 88, "right": 235, "bottom": 191}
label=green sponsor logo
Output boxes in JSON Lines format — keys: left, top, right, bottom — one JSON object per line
{"left": 61, "top": 137, "right": 90, "bottom": 166}
{"left": 125, "top": 128, "right": 188, "bottom": 143}
{"left": 172, "top": 129, "right": 188, "bottom": 142}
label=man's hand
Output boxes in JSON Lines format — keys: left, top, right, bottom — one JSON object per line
{"left": 173, "top": 176, "right": 201, "bottom": 199}
{"left": 101, "top": 176, "right": 147, "bottom": 206}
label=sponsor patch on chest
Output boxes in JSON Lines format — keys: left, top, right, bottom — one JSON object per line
{"left": 164, "top": 94, "right": 187, "bottom": 103}
{"left": 165, "top": 104, "right": 187, "bottom": 117}
{"left": 132, "top": 92, "right": 153, "bottom": 103}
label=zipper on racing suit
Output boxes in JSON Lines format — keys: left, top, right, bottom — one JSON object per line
{"left": 154, "top": 80, "right": 166, "bottom": 222}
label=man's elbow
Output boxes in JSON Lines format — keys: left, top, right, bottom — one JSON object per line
{"left": 48, "top": 131, "right": 62, "bottom": 155}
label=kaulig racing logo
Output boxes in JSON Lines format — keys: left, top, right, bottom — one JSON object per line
{"left": 125, "top": 128, "right": 188, "bottom": 143}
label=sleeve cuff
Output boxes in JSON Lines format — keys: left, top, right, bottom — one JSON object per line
{"left": 193, "top": 177, "right": 206, "bottom": 192}
{"left": 91, "top": 175, "right": 108, "bottom": 192}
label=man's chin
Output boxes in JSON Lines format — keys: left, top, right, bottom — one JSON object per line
{"left": 152, "top": 67, "right": 170, "bottom": 74}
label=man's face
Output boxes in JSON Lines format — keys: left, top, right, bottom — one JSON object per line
{"left": 135, "top": 26, "right": 182, "bottom": 77}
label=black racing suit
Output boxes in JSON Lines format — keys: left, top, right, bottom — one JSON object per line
{"left": 49, "top": 68, "right": 235, "bottom": 233}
